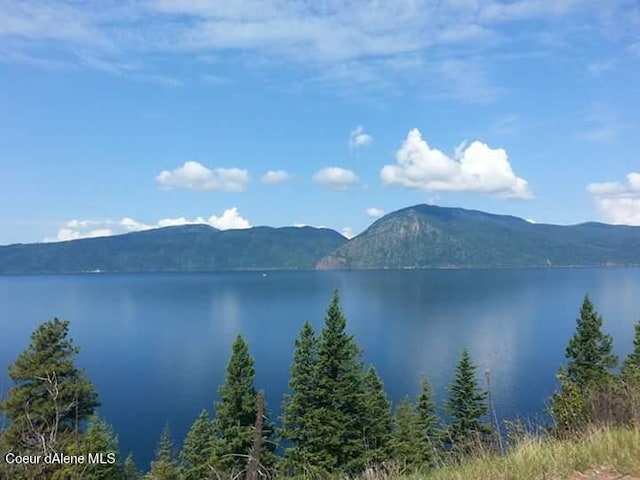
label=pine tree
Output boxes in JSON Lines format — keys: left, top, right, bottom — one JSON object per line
{"left": 416, "top": 376, "right": 441, "bottom": 465}
{"left": 565, "top": 295, "right": 618, "bottom": 386}
{"left": 361, "top": 366, "right": 392, "bottom": 466}
{"left": 389, "top": 397, "right": 422, "bottom": 467}
{"left": 123, "top": 454, "right": 142, "bottom": 480}
{"left": 179, "top": 409, "right": 214, "bottom": 480}
{"left": 445, "top": 349, "right": 491, "bottom": 456}
{"left": 146, "top": 424, "right": 179, "bottom": 480}
{"left": 77, "top": 415, "right": 123, "bottom": 480}
{"left": 307, "top": 290, "right": 366, "bottom": 474}
{"left": 211, "top": 335, "right": 275, "bottom": 473}
{"left": 621, "top": 321, "right": 640, "bottom": 385}
{"left": 0, "top": 318, "right": 99, "bottom": 463}
{"left": 280, "top": 321, "right": 319, "bottom": 473}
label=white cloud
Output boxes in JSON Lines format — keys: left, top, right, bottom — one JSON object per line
{"left": 206, "top": 207, "right": 251, "bottom": 230}
{"left": 44, "top": 208, "right": 252, "bottom": 242}
{"left": 587, "top": 172, "right": 640, "bottom": 225}
{"left": 341, "top": 227, "right": 355, "bottom": 239}
{"left": 349, "top": 126, "right": 373, "bottom": 149}
{"left": 261, "top": 170, "right": 291, "bottom": 184}
{"left": 366, "top": 207, "right": 385, "bottom": 218}
{"left": 380, "top": 128, "right": 532, "bottom": 199}
{"left": 156, "top": 161, "right": 250, "bottom": 192}
{"left": 53, "top": 228, "right": 113, "bottom": 242}
{"left": 313, "top": 167, "right": 360, "bottom": 191}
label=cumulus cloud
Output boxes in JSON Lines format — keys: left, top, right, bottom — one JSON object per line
{"left": 156, "top": 161, "right": 249, "bottom": 192}
{"left": 44, "top": 208, "right": 252, "bottom": 242}
{"left": 313, "top": 167, "right": 360, "bottom": 191}
{"left": 341, "top": 227, "right": 355, "bottom": 239}
{"left": 587, "top": 172, "right": 640, "bottom": 225}
{"left": 261, "top": 170, "right": 291, "bottom": 184}
{"left": 366, "top": 207, "right": 385, "bottom": 218}
{"left": 349, "top": 126, "right": 373, "bottom": 149}
{"left": 380, "top": 128, "right": 532, "bottom": 199}
{"left": 54, "top": 228, "right": 113, "bottom": 242}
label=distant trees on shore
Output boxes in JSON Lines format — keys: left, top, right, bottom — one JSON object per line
{"left": 1, "top": 292, "right": 639, "bottom": 479}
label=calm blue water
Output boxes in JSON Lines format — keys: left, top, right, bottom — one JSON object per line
{"left": 1, "top": 269, "right": 639, "bottom": 470}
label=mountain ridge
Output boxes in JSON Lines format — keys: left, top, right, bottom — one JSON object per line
{"left": 2, "top": 204, "right": 639, "bottom": 273}
{"left": 0, "top": 225, "right": 347, "bottom": 273}
{"left": 316, "top": 204, "right": 640, "bottom": 269}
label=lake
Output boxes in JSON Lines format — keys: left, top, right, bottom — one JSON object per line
{"left": 1, "top": 268, "right": 639, "bottom": 469}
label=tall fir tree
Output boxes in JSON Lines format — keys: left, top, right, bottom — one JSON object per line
{"left": 146, "top": 424, "right": 179, "bottom": 480}
{"left": 445, "top": 349, "right": 491, "bottom": 456}
{"left": 416, "top": 376, "right": 442, "bottom": 465}
{"left": 565, "top": 295, "right": 618, "bottom": 386}
{"left": 123, "top": 454, "right": 143, "bottom": 480}
{"left": 360, "top": 366, "right": 392, "bottom": 466}
{"left": 280, "top": 321, "right": 319, "bottom": 473}
{"left": 621, "top": 321, "right": 640, "bottom": 385}
{"left": 78, "top": 415, "right": 123, "bottom": 480}
{"left": 211, "top": 334, "right": 274, "bottom": 473}
{"left": 307, "top": 290, "right": 367, "bottom": 474}
{"left": 0, "top": 318, "right": 99, "bottom": 479}
{"left": 389, "top": 397, "right": 423, "bottom": 467}
{"left": 179, "top": 409, "right": 214, "bottom": 480}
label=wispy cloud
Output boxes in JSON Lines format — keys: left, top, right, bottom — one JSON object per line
{"left": 577, "top": 103, "right": 629, "bottom": 142}
{"left": 1, "top": 0, "right": 633, "bottom": 95}
{"left": 349, "top": 126, "right": 373, "bottom": 150}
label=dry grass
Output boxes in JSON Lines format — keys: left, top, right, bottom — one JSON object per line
{"left": 400, "top": 426, "right": 640, "bottom": 480}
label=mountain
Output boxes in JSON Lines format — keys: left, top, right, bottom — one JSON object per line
{"left": 0, "top": 225, "right": 347, "bottom": 273}
{"left": 316, "top": 204, "right": 640, "bottom": 269}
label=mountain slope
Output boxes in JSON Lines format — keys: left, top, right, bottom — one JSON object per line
{"left": 317, "top": 204, "right": 640, "bottom": 269}
{"left": 0, "top": 225, "right": 347, "bottom": 273}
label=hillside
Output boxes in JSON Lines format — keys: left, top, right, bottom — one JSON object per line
{"left": 0, "top": 225, "right": 347, "bottom": 273}
{"left": 317, "top": 204, "right": 640, "bottom": 269}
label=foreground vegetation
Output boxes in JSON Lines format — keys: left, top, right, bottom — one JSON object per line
{"left": 1, "top": 292, "right": 639, "bottom": 479}
{"left": 404, "top": 426, "right": 640, "bottom": 480}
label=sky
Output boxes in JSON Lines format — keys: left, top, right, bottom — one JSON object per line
{"left": 0, "top": 0, "right": 639, "bottom": 245}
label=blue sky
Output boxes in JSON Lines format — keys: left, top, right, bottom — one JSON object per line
{"left": 0, "top": 0, "right": 639, "bottom": 244}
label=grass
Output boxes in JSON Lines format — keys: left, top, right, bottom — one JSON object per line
{"left": 401, "top": 426, "right": 640, "bottom": 480}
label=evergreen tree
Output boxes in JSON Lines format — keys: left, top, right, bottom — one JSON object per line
{"left": 211, "top": 335, "right": 275, "bottom": 473}
{"left": 123, "top": 454, "right": 142, "bottom": 480}
{"left": 0, "top": 318, "right": 99, "bottom": 466}
{"left": 621, "top": 321, "right": 640, "bottom": 385}
{"left": 416, "top": 376, "right": 442, "bottom": 465}
{"left": 565, "top": 295, "right": 618, "bottom": 386}
{"left": 77, "top": 415, "right": 123, "bottom": 480}
{"left": 306, "top": 290, "right": 366, "bottom": 474}
{"left": 389, "top": 397, "right": 422, "bottom": 467}
{"left": 146, "top": 424, "right": 179, "bottom": 480}
{"left": 280, "top": 321, "right": 319, "bottom": 473}
{"left": 361, "top": 366, "right": 392, "bottom": 466}
{"left": 179, "top": 410, "right": 214, "bottom": 480}
{"left": 445, "top": 349, "right": 491, "bottom": 455}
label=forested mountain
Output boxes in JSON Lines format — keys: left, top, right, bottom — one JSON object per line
{"left": 317, "top": 204, "right": 640, "bottom": 269}
{"left": 3, "top": 204, "right": 639, "bottom": 273}
{"left": 0, "top": 225, "right": 347, "bottom": 273}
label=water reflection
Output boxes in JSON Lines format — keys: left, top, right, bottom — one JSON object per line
{"left": 1, "top": 269, "right": 639, "bottom": 468}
